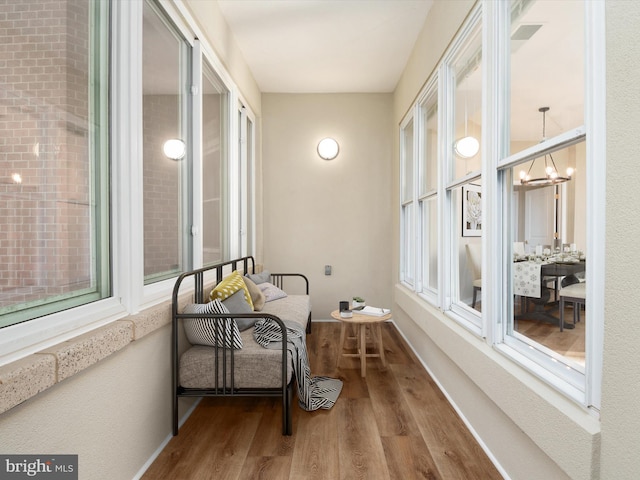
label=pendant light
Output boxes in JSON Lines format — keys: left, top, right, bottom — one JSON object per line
{"left": 519, "top": 107, "right": 574, "bottom": 186}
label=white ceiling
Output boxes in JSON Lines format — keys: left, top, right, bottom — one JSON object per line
{"left": 215, "top": 0, "right": 585, "bottom": 143}
{"left": 216, "top": 0, "right": 434, "bottom": 93}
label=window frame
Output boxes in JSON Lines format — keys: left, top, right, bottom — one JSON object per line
{"left": 0, "top": 0, "right": 117, "bottom": 362}
{"left": 487, "top": 0, "right": 605, "bottom": 410}
{"left": 399, "top": 111, "right": 417, "bottom": 289}
{"left": 441, "top": 3, "right": 484, "bottom": 335}
{"left": 416, "top": 76, "right": 440, "bottom": 304}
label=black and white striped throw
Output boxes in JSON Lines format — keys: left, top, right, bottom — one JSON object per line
{"left": 253, "top": 319, "right": 343, "bottom": 411}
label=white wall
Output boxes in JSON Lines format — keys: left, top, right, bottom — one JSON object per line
{"left": 601, "top": 1, "right": 640, "bottom": 477}
{"left": 261, "top": 93, "right": 394, "bottom": 319}
{"left": 0, "top": 326, "right": 184, "bottom": 480}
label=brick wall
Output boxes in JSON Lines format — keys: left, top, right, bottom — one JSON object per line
{"left": 0, "top": 0, "right": 91, "bottom": 309}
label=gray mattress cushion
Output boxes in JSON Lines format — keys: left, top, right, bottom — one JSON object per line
{"left": 179, "top": 295, "right": 310, "bottom": 389}
{"left": 260, "top": 295, "right": 310, "bottom": 330}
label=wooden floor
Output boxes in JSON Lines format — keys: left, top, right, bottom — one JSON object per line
{"left": 143, "top": 322, "right": 503, "bottom": 480}
{"left": 474, "top": 298, "right": 586, "bottom": 366}
{"left": 514, "top": 299, "right": 586, "bottom": 366}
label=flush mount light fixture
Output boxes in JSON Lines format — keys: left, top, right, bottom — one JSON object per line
{"left": 163, "top": 138, "right": 186, "bottom": 160}
{"left": 317, "top": 137, "right": 339, "bottom": 160}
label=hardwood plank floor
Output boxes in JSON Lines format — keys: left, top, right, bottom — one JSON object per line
{"left": 475, "top": 299, "right": 586, "bottom": 366}
{"left": 142, "top": 322, "right": 503, "bottom": 480}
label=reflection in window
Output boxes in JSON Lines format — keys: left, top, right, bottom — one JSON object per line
{"left": 142, "top": 0, "right": 191, "bottom": 283}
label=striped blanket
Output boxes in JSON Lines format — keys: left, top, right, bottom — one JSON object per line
{"left": 253, "top": 319, "right": 342, "bottom": 411}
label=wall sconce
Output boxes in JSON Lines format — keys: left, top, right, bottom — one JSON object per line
{"left": 317, "top": 138, "right": 339, "bottom": 160}
{"left": 454, "top": 136, "right": 480, "bottom": 158}
{"left": 163, "top": 139, "right": 186, "bottom": 160}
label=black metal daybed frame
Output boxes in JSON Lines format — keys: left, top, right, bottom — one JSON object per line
{"left": 171, "top": 256, "right": 310, "bottom": 436}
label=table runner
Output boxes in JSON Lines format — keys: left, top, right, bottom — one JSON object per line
{"left": 253, "top": 319, "right": 343, "bottom": 411}
{"left": 513, "top": 261, "right": 542, "bottom": 298}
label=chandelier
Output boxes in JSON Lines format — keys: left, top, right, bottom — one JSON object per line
{"left": 519, "top": 107, "right": 574, "bottom": 186}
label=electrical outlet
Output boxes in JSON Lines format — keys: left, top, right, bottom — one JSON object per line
{"left": 325, "top": 265, "right": 332, "bottom": 275}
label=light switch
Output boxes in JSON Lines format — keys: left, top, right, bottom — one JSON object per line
{"left": 325, "top": 265, "right": 332, "bottom": 275}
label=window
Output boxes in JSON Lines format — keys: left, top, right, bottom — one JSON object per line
{"left": 444, "top": 7, "right": 483, "bottom": 331}
{"left": 418, "top": 81, "right": 439, "bottom": 300}
{"left": 400, "top": 115, "right": 416, "bottom": 287}
{"left": 142, "top": 0, "right": 192, "bottom": 284}
{"left": 497, "top": 0, "right": 596, "bottom": 402}
{"left": 398, "top": 0, "right": 604, "bottom": 407}
{"left": 0, "top": 0, "right": 110, "bottom": 328}
{"left": 0, "top": 0, "right": 255, "bottom": 362}
{"left": 201, "top": 60, "right": 229, "bottom": 265}
{"left": 237, "top": 104, "right": 256, "bottom": 258}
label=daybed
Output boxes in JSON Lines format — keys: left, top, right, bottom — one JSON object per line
{"left": 171, "top": 256, "right": 310, "bottom": 436}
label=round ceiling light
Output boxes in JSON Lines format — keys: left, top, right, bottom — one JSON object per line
{"left": 317, "top": 137, "right": 339, "bottom": 160}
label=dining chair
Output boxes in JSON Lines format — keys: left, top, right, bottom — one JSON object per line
{"left": 559, "top": 280, "right": 586, "bottom": 332}
{"left": 513, "top": 242, "right": 525, "bottom": 256}
{"left": 465, "top": 243, "right": 482, "bottom": 309}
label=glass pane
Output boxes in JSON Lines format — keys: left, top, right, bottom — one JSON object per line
{"left": 455, "top": 183, "right": 482, "bottom": 312}
{"left": 246, "top": 117, "right": 254, "bottom": 255}
{"left": 402, "top": 203, "right": 414, "bottom": 285}
{"left": 401, "top": 118, "right": 414, "bottom": 202}
{"left": 0, "top": 0, "right": 109, "bottom": 327}
{"left": 421, "top": 197, "right": 438, "bottom": 292}
{"left": 142, "top": 0, "right": 190, "bottom": 283}
{"left": 452, "top": 25, "right": 482, "bottom": 180}
{"left": 508, "top": 140, "right": 587, "bottom": 370}
{"left": 421, "top": 92, "right": 438, "bottom": 194}
{"left": 202, "top": 60, "right": 229, "bottom": 265}
{"left": 509, "top": 0, "right": 584, "bottom": 154}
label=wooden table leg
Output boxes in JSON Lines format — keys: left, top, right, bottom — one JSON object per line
{"left": 376, "top": 323, "right": 386, "bottom": 369}
{"left": 337, "top": 322, "right": 346, "bottom": 367}
{"left": 360, "top": 323, "right": 367, "bottom": 377}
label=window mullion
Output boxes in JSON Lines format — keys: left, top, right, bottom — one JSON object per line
{"left": 112, "top": 0, "right": 144, "bottom": 313}
{"left": 191, "top": 40, "right": 204, "bottom": 269}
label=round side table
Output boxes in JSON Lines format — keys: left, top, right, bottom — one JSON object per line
{"left": 331, "top": 309, "right": 391, "bottom": 377}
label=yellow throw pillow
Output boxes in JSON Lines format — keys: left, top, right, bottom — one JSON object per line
{"left": 210, "top": 270, "right": 254, "bottom": 310}
{"left": 243, "top": 276, "right": 266, "bottom": 311}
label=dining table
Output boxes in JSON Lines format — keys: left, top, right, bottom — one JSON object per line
{"left": 513, "top": 258, "right": 585, "bottom": 330}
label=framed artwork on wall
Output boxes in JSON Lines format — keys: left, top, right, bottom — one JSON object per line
{"left": 462, "top": 183, "right": 482, "bottom": 237}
